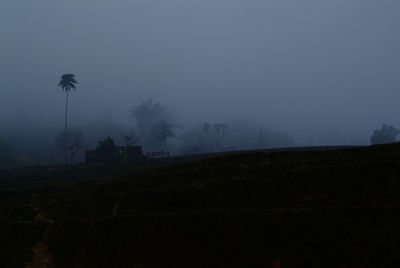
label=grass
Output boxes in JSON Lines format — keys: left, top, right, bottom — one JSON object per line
{"left": 1, "top": 144, "right": 400, "bottom": 267}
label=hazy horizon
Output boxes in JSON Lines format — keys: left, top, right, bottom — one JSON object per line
{"left": 2, "top": 0, "right": 400, "bottom": 149}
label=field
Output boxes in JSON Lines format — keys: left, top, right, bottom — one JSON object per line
{"left": 1, "top": 144, "right": 400, "bottom": 267}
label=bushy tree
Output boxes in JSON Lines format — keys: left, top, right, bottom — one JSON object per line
{"left": 130, "top": 99, "right": 175, "bottom": 150}
{"left": 98, "top": 137, "right": 116, "bottom": 153}
{"left": 151, "top": 121, "right": 174, "bottom": 149}
{"left": 370, "top": 124, "right": 400, "bottom": 145}
{"left": 122, "top": 132, "right": 139, "bottom": 147}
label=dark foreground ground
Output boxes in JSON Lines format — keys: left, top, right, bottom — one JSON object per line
{"left": 1, "top": 144, "right": 400, "bottom": 267}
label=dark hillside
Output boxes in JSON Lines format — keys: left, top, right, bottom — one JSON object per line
{"left": 2, "top": 144, "right": 400, "bottom": 267}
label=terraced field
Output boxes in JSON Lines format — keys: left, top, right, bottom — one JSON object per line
{"left": 2, "top": 144, "right": 400, "bottom": 267}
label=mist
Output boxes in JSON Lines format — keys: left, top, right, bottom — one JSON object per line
{"left": 1, "top": 0, "right": 400, "bottom": 165}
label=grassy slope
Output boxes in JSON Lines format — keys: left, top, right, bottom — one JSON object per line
{"left": 2, "top": 144, "right": 400, "bottom": 267}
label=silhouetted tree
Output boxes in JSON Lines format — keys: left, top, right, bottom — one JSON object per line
{"left": 58, "top": 74, "right": 78, "bottom": 164}
{"left": 56, "top": 129, "right": 83, "bottom": 164}
{"left": 213, "top": 123, "right": 227, "bottom": 138}
{"left": 130, "top": 99, "right": 175, "bottom": 150}
{"left": 151, "top": 121, "right": 174, "bottom": 149}
{"left": 180, "top": 121, "right": 296, "bottom": 155}
{"left": 122, "top": 132, "right": 139, "bottom": 147}
{"left": 180, "top": 122, "right": 227, "bottom": 153}
{"left": 371, "top": 124, "right": 400, "bottom": 145}
{"left": 98, "top": 137, "right": 116, "bottom": 153}
{"left": 213, "top": 123, "right": 227, "bottom": 148}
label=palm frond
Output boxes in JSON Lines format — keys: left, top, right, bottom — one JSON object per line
{"left": 58, "top": 73, "right": 78, "bottom": 92}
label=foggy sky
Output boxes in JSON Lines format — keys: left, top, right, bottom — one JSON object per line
{"left": 1, "top": 0, "right": 400, "bottom": 145}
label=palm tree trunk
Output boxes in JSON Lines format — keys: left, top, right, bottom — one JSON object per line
{"left": 64, "top": 91, "right": 69, "bottom": 164}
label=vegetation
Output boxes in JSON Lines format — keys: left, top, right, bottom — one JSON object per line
{"left": 97, "top": 137, "right": 116, "bottom": 153}
{"left": 57, "top": 74, "right": 78, "bottom": 164}
{"left": 180, "top": 120, "right": 295, "bottom": 155}
{"left": 151, "top": 120, "right": 175, "bottom": 149}
{"left": 2, "top": 144, "right": 400, "bottom": 266}
{"left": 130, "top": 99, "right": 176, "bottom": 151}
{"left": 371, "top": 124, "right": 400, "bottom": 145}
{"left": 55, "top": 129, "right": 83, "bottom": 165}
{"left": 122, "top": 132, "right": 139, "bottom": 147}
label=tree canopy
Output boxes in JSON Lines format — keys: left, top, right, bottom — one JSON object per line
{"left": 371, "top": 124, "right": 400, "bottom": 145}
{"left": 58, "top": 74, "right": 78, "bottom": 92}
{"left": 130, "top": 99, "right": 175, "bottom": 150}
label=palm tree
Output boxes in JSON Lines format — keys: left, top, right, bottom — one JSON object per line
{"left": 58, "top": 74, "right": 78, "bottom": 164}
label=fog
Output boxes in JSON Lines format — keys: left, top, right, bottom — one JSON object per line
{"left": 1, "top": 0, "right": 400, "bottom": 165}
